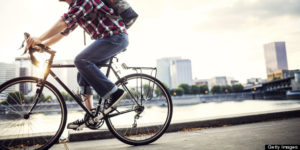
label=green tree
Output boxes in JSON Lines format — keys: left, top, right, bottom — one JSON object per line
{"left": 125, "top": 88, "right": 140, "bottom": 99}
{"left": 175, "top": 88, "right": 184, "bottom": 96}
{"left": 170, "top": 87, "right": 184, "bottom": 96}
{"left": 178, "top": 83, "right": 191, "bottom": 95}
{"left": 30, "top": 94, "right": 47, "bottom": 103}
{"left": 61, "top": 92, "right": 72, "bottom": 101}
{"left": 221, "top": 85, "right": 232, "bottom": 94}
{"left": 143, "top": 84, "right": 154, "bottom": 98}
{"left": 231, "top": 84, "right": 244, "bottom": 92}
{"left": 190, "top": 85, "right": 200, "bottom": 95}
{"left": 155, "top": 83, "right": 171, "bottom": 96}
{"left": 44, "top": 95, "right": 53, "bottom": 102}
{"left": 199, "top": 84, "right": 209, "bottom": 94}
{"left": 155, "top": 87, "right": 162, "bottom": 96}
{"left": 39, "top": 94, "right": 46, "bottom": 102}
{"left": 211, "top": 85, "right": 222, "bottom": 94}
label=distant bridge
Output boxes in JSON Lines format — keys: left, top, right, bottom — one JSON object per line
{"left": 243, "top": 77, "right": 299, "bottom": 99}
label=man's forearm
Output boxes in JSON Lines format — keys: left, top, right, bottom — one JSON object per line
{"left": 39, "top": 18, "right": 67, "bottom": 42}
{"left": 43, "top": 33, "right": 65, "bottom": 47}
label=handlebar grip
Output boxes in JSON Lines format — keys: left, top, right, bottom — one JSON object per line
{"left": 21, "top": 32, "right": 56, "bottom": 66}
{"left": 24, "top": 32, "right": 30, "bottom": 39}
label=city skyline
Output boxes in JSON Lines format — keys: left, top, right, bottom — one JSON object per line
{"left": 0, "top": 0, "right": 300, "bottom": 84}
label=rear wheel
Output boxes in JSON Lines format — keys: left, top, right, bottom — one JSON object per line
{"left": 105, "top": 74, "right": 173, "bottom": 145}
{"left": 0, "top": 77, "right": 67, "bottom": 150}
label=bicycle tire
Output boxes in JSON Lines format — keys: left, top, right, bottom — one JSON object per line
{"left": 105, "top": 73, "right": 173, "bottom": 145}
{"left": 0, "top": 77, "right": 67, "bottom": 150}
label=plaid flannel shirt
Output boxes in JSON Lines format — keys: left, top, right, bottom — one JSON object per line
{"left": 61, "top": 0, "right": 126, "bottom": 39}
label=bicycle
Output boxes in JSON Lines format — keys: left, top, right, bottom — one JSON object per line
{"left": 0, "top": 33, "right": 173, "bottom": 150}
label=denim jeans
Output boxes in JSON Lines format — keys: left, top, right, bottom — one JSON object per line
{"left": 75, "top": 33, "right": 128, "bottom": 99}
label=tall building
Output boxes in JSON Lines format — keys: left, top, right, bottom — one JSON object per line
{"left": 170, "top": 59, "right": 193, "bottom": 89}
{"left": 156, "top": 57, "right": 180, "bottom": 89}
{"left": 0, "top": 62, "right": 17, "bottom": 95}
{"left": 156, "top": 57, "right": 193, "bottom": 89}
{"left": 15, "top": 57, "right": 34, "bottom": 94}
{"left": 0, "top": 63, "right": 17, "bottom": 84}
{"left": 263, "top": 42, "right": 288, "bottom": 74}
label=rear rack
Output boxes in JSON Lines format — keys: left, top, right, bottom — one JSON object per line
{"left": 121, "top": 63, "right": 157, "bottom": 78}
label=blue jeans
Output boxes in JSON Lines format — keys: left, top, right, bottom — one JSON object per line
{"left": 75, "top": 33, "right": 128, "bottom": 99}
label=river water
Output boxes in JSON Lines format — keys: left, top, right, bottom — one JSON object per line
{"left": 65, "top": 99, "right": 300, "bottom": 123}
{"left": 1, "top": 99, "right": 300, "bottom": 140}
{"left": 171, "top": 99, "right": 300, "bottom": 122}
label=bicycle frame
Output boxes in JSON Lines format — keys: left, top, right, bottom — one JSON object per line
{"left": 27, "top": 48, "right": 157, "bottom": 122}
{"left": 28, "top": 51, "right": 126, "bottom": 119}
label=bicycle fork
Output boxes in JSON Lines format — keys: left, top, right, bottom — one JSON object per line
{"left": 24, "top": 79, "right": 45, "bottom": 118}
{"left": 26, "top": 52, "right": 55, "bottom": 118}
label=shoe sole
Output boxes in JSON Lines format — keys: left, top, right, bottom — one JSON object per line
{"left": 67, "top": 124, "right": 86, "bottom": 130}
{"left": 110, "top": 92, "right": 126, "bottom": 108}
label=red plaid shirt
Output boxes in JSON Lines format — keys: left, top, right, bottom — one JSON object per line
{"left": 61, "top": 0, "right": 126, "bottom": 39}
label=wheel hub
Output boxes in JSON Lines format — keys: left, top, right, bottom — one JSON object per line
{"left": 23, "top": 114, "right": 30, "bottom": 119}
{"left": 134, "top": 105, "right": 144, "bottom": 114}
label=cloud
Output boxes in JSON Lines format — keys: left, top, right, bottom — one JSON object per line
{"left": 222, "top": 0, "right": 300, "bottom": 18}
{"left": 192, "top": 0, "right": 300, "bottom": 34}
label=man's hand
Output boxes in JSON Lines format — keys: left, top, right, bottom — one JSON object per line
{"left": 26, "top": 37, "right": 42, "bottom": 50}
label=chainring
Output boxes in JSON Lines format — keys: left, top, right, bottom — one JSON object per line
{"left": 84, "top": 111, "right": 104, "bottom": 130}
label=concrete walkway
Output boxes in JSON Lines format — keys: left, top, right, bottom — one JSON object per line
{"left": 51, "top": 117, "right": 300, "bottom": 150}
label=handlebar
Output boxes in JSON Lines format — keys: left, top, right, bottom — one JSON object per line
{"left": 19, "top": 32, "right": 56, "bottom": 66}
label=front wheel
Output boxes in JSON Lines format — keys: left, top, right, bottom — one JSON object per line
{"left": 0, "top": 77, "right": 67, "bottom": 150}
{"left": 105, "top": 74, "right": 173, "bottom": 145}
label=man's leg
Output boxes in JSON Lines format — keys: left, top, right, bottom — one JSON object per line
{"left": 78, "top": 72, "right": 94, "bottom": 110}
{"left": 68, "top": 33, "right": 128, "bottom": 130}
{"left": 67, "top": 73, "right": 94, "bottom": 129}
{"left": 74, "top": 33, "right": 128, "bottom": 99}
{"left": 82, "top": 94, "right": 93, "bottom": 110}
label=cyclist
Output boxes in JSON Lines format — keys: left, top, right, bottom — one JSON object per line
{"left": 26, "top": 0, "right": 128, "bottom": 130}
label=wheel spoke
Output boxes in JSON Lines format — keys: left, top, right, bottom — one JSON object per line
{"left": 0, "top": 77, "right": 66, "bottom": 149}
{"left": 5, "top": 94, "right": 23, "bottom": 115}
{"left": 107, "top": 74, "right": 172, "bottom": 145}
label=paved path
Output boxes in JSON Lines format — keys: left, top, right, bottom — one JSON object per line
{"left": 51, "top": 118, "right": 300, "bottom": 150}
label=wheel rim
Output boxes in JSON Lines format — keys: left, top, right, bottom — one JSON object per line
{"left": 0, "top": 79, "right": 65, "bottom": 149}
{"left": 107, "top": 75, "right": 172, "bottom": 144}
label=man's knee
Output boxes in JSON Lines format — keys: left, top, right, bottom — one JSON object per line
{"left": 74, "top": 55, "right": 85, "bottom": 67}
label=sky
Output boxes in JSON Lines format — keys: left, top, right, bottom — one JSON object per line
{"left": 0, "top": 0, "right": 300, "bottom": 84}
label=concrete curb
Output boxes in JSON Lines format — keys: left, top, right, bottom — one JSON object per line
{"left": 68, "top": 109, "right": 300, "bottom": 142}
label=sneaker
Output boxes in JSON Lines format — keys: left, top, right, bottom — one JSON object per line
{"left": 107, "top": 88, "right": 126, "bottom": 108}
{"left": 67, "top": 118, "right": 86, "bottom": 130}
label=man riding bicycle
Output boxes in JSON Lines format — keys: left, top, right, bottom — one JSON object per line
{"left": 26, "top": 0, "right": 128, "bottom": 130}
